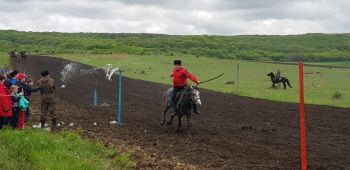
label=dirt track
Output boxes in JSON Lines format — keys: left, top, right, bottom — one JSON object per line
{"left": 12, "top": 56, "right": 350, "bottom": 169}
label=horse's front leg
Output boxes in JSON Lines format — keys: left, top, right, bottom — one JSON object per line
{"left": 283, "top": 82, "right": 286, "bottom": 89}
{"left": 272, "top": 83, "right": 276, "bottom": 88}
{"left": 161, "top": 106, "right": 170, "bottom": 125}
{"left": 167, "top": 110, "right": 175, "bottom": 125}
{"left": 176, "top": 115, "right": 182, "bottom": 132}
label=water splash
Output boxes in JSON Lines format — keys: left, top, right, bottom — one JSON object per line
{"left": 96, "top": 64, "right": 119, "bottom": 81}
{"left": 60, "top": 63, "right": 119, "bottom": 85}
{"left": 60, "top": 63, "right": 78, "bottom": 83}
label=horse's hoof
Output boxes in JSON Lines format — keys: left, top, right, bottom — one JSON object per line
{"left": 160, "top": 122, "right": 165, "bottom": 125}
{"left": 166, "top": 122, "right": 172, "bottom": 125}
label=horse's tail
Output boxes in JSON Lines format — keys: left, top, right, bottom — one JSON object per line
{"left": 286, "top": 79, "right": 292, "bottom": 88}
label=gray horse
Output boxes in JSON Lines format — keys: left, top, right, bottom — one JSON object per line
{"left": 161, "top": 86, "right": 201, "bottom": 133}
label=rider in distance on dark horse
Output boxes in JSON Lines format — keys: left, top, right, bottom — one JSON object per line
{"left": 275, "top": 69, "right": 282, "bottom": 81}
{"left": 171, "top": 60, "right": 201, "bottom": 114}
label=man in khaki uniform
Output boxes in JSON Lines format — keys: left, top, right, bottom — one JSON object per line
{"left": 38, "top": 70, "right": 57, "bottom": 129}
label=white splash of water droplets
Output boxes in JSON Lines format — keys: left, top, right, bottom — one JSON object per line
{"left": 60, "top": 63, "right": 120, "bottom": 86}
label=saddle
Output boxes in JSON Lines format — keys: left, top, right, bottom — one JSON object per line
{"left": 172, "top": 86, "right": 192, "bottom": 111}
{"left": 274, "top": 76, "right": 282, "bottom": 82}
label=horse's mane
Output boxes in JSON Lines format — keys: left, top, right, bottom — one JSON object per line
{"left": 177, "top": 89, "right": 193, "bottom": 112}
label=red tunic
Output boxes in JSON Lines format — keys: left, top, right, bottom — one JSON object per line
{"left": 172, "top": 67, "right": 199, "bottom": 88}
{"left": 0, "top": 83, "right": 12, "bottom": 117}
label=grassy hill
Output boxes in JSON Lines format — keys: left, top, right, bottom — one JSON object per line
{"left": 1, "top": 30, "right": 350, "bottom": 62}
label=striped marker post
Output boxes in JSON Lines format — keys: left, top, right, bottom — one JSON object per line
{"left": 299, "top": 62, "right": 307, "bottom": 170}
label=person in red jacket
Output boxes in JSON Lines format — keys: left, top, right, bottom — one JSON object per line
{"left": 171, "top": 60, "right": 201, "bottom": 114}
{"left": 0, "top": 74, "right": 12, "bottom": 129}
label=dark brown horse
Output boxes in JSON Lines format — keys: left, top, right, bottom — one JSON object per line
{"left": 267, "top": 72, "right": 292, "bottom": 89}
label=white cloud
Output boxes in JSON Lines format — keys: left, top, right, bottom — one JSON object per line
{"left": 0, "top": 0, "right": 349, "bottom": 35}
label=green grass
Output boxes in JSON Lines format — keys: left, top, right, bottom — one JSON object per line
{"left": 306, "top": 61, "right": 350, "bottom": 67}
{"left": 0, "top": 52, "right": 9, "bottom": 66}
{"left": 54, "top": 54, "right": 350, "bottom": 108}
{"left": 0, "top": 128, "right": 135, "bottom": 170}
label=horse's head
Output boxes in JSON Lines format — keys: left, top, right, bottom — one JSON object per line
{"left": 190, "top": 86, "right": 201, "bottom": 106}
{"left": 267, "top": 72, "right": 275, "bottom": 77}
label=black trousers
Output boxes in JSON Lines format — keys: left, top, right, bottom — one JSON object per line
{"left": 0, "top": 117, "right": 5, "bottom": 129}
{"left": 11, "top": 108, "right": 19, "bottom": 129}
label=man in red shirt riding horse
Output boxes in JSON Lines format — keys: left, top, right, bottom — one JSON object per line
{"left": 171, "top": 60, "right": 201, "bottom": 114}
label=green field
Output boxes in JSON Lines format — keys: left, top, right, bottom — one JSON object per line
{"left": 0, "top": 52, "right": 9, "bottom": 66}
{"left": 0, "top": 129, "right": 134, "bottom": 170}
{"left": 54, "top": 54, "right": 350, "bottom": 108}
{"left": 306, "top": 61, "right": 350, "bottom": 67}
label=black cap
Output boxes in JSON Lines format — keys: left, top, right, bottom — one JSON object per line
{"left": 174, "top": 60, "right": 181, "bottom": 65}
{"left": 41, "top": 70, "right": 49, "bottom": 77}
{"left": 9, "top": 70, "right": 19, "bottom": 78}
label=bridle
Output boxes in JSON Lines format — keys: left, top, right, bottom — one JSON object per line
{"left": 191, "top": 88, "right": 201, "bottom": 104}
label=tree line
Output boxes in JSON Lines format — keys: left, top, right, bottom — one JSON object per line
{"left": 1, "top": 30, "right": 350, "bottom": 62}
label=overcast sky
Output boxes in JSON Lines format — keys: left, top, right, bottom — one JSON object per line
{"left": 0, "top": 0, "right": 349, "bottom": 35}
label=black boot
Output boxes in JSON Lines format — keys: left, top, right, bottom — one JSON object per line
{"left": 52, "top": 119, "right": 58, "bottom": 131}
{"left": 41, "top": 121, "right": 46, "bottom": 129}
{"left": 193, "top": 104, "right": 200, "bottom": 114}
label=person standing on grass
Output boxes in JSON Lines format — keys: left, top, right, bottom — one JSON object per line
{"left": 38, "top": 70, "right": 58, "bottom": 130}
{"left": 9, "top": 85, "right": 23, "bottom": 129}
{"left": 16, "top": 74, "right": 39, "bottom": 123}
{"left": 16, "top": 73, "right": 27, "bottom": 94}
{"left": 23, "top": 78, "right": 40, "bottom": 122}
{"left": 1, "top": 72, "right": 12, "bottom": 126}
{"left": 0, "top": 74, "right": 12, "bottom": 129}
{"left": 171, "top": 60, "right": 201, "bottom": 114}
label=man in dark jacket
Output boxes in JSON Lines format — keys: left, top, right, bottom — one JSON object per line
{"left": 38, "top": 70, "right": 58, "bottom": 129}
{"left": 170, "top": 60, "right": 201, "bottom": 114}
